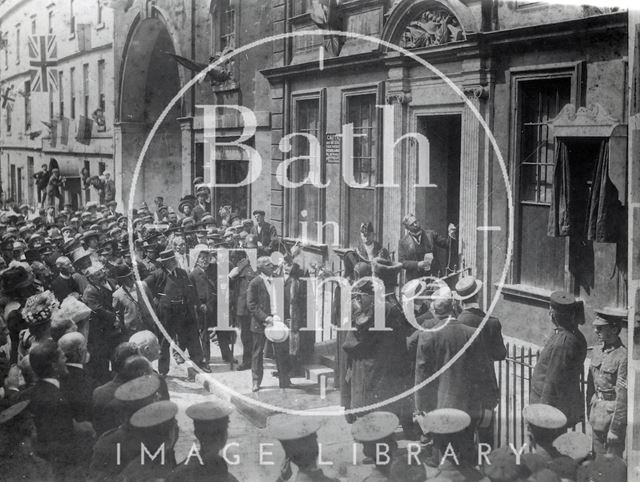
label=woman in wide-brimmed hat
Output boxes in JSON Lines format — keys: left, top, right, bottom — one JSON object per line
{"left": 1, "top": 266, "right": 40, "bottom": 364}
{"left": 18, "top": 290, "right": 59, "bottom": 361}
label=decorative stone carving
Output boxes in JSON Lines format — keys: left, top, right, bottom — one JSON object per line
{"left": 463, "top": 86, "right": 489, "bottom": 100}
{"left": 386, "top": 92, "right": 412, "bottom": 104}
{"left": 399, "top": 5, "right": 465, "bottom": 49}
{"left": 552, "top": 103, "right": 618, "bottom": 126}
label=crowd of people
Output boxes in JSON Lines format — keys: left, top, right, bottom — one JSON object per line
{"left": 0, "top": 179, "right": 630, "bottom": 481}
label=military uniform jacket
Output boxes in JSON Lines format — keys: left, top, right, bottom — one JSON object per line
{"left": 144, "top": 267, "right": 199, "bottom": 323}
{"left": 398, "top": 229, "right": 451, "bottom": 281}
{"left": 90, "top": 424, "right": 140, "bottom": 481}
{"left": 530, "top": 326, "right": 587, "bottom": 426}
{"left": 587, "top": 338, "right": 627, "bottom": 437}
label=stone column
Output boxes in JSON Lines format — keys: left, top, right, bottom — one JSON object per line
{"left": 178, "top": 116, "right": 194, "bottom": 196}
{"left": 459, "top": 85, "right": 488, "bottom": 278}
{"left": 114, "top": 121, "right": 146, "bottom": 211}
{"left": 382, "top": 90, "right": 411, "bottom": 260}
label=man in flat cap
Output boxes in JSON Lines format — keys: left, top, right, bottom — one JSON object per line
{"left": 250, "top": 209, "right": 278, "bottom": 255}
{"left": 587, "top": 307, "right": 628, "bottom": 457}
{"left": 398, "top": 214, "right": 457, "bottom": 282}
{"left": 168, "top": 399, "right": 239, "bottom": 481}
{"left": 118, "top": 400, "right": 180, "bottom": 480}
{"left": 530, "top": 291, "right": 587, "bottom": 434}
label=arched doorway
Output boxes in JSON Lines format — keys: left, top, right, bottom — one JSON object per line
{"left": 117, "top": 16, "right": 182, "bottom": 209}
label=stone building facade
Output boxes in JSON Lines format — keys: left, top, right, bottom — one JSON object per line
{"left": 0, "top": 0, "right": 115, "bottom": 210}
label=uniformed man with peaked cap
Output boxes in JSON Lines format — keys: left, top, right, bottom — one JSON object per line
{"left": 416, "top": 408, "right": 483, "bottom": 481}
{"left": 530, "top": 291, "right": 587, "bottom": 433}
{"left": 267, "top": 413, "right": 339, "bottom": 482}
{"left": 352, "top": 411, "right": 427, "bottom": 482}
{"left": 118, "top": 400, "right": 179, "bottom": 481}
{"left": 587, "top": 306, "right": 628, "bottom": 458}
{"left": 89, "top": 375, "right": 163, "bottom": 481}
{"left": 523, "top": 403, "right": 567, "bottom": 460}
{"left": 167, "top": 399, "right": 239, "bottom": 481}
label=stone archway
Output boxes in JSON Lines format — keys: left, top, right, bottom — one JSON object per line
{"left": 116, "top": 15, "right": 183, "bottom": 209}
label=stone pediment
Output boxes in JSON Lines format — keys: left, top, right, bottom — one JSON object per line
{"left": 550, "top": 103, "right": 622, "bottom": 138}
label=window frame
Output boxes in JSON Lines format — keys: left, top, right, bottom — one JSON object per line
{"left": 15, "top": 24, "right": 20, "bottom": 65}
{"left": 24, "top": 80, "right": 31, "bottom": 132}
{"left": 82, "top": 62, "right": 89, "bottom": 118}
{"left": 69, "top": 0, "right": 76, "bottom": 36}
{"left": 70, "top": 66, "right": 76, "bottom": 119}
{"left": 507, "top": 61, "right": 585, "bottom": 290}
{"left": 287, "top": 89, "right": 326, "bottom": 241}
{"left": 339, "top": 83, "right": 384, "bottom": 245}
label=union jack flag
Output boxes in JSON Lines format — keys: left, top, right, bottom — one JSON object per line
{"left": 28, "top": 35, "right": 58, "bottom": 92}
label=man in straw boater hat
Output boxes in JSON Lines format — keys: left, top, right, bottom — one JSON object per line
{"left": 530, "top": 291, "right": 587, "bottom": 435}
{"left": 167, "top": 399, "right": 239, "bottom": 481}
{"left": 453, "top": 275, "right": 507, "bottom": 446}
{"left": 0, "top": 400, "right": 55, "bottom": 480}
{"left": 143, "top": 249, "right": 210, "bottom": 376}
{"left": 586, "top": 306, "right": 628, "bottom": 457}
{"left": 267, "top": 413, "right": 340, "bottom": 482}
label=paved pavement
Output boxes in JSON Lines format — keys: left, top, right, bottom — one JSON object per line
{"left": 163, "top": 339, "right": 377, "bottom": 481}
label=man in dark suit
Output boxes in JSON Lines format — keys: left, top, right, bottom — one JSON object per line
{"left": 229, "top": 236, "right": 257, "bottom": 370}
{"left": 51, "top": 255, "right": 80, "bottom": 302}
{"left": 189, "top": 245, "right": 234, "bottom": 364}
{"left": 454, "top": 276, "right": 507, "bottom": 446}
{"left": 17, "top": 339, "right": 93, "bottom": 476}
{"left": 246, "top": 256, "right": 278, "bottom": 391}
{"left": 250, "top": 209, "right": 278, "bottom": 255}
{"left": 144, "top": 249, "right": 209, "bottom": 376}
{"left": 398, "top": 213, "right": 457, "bottom": 281}
{"left": 82, "top": 262, "right": 123, "bottom": 383}
{"left": 59, "top": 332, "right": 96, "bottom": 423}
{"left": 414, "top": 288, "right": 484, "bottom": 465}
{"left": 92, "top": 342, "right": 139, "bottom": 437}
